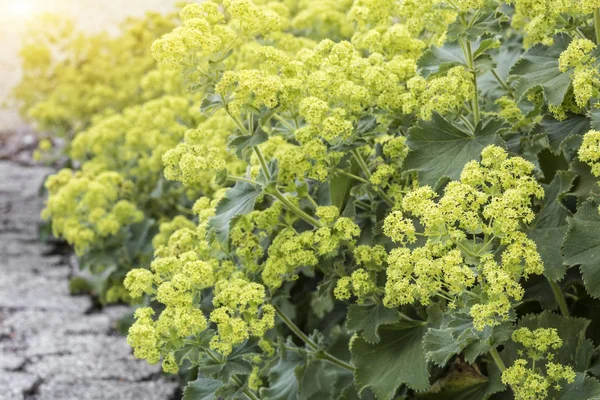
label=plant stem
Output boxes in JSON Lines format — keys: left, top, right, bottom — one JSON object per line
{"left": 274, "top": 305, "right": 355, "bottom": 371}
{"left": 595, "top": 9, "right": 600, "bottom": 45}
{"left": 491, "top": 69, "right": 511, "bottom": 93}
{"left": 463, "top": 39, "right": 480, "bottom": 126}
{"left": 489, "top": 347, "right": 506, "bottom": 372}
{"left": 351, "top": 149, "right": 395, "bottom": 207}
{"left": 335, "top": 169, "right": 369, "bottom": 184}
{"left": 232, "top": 376, "right": 260, "bottom": 400}
{"left": 227, "top": 176, "right": 258, "bottom": 185}
{"left": 548, "top": 279, "right": 570, "bottom": 317}
{"left": 252, "top": 146, "right": 271, "bottom": 180}
{"left": 273, "top": 113, "right": 296, "bottom": 133}
{"left": 269, "top": 189, "right": 322, "bottom": 228}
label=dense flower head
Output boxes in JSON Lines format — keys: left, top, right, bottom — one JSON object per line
{"left": 42, "top": 169, "right": 143, "bottom": 255}
{"left": 580, "top": 130, "right": 600, "bottom": 177}
{"left": 28, "top": 0, "right": 600, "bottom": 393}
{"left": 502, "top": 328, "right": 576, "bottom": 400}
{"left": 13, "top": 12, "right": 177, "bottom": 135}
{"left": 381, "top": 146, "right": 544, "bottom": 329}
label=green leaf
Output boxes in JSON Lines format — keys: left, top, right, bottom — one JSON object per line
{"left": 297, "top": 359, "right": 346, "bottom": 400}
{"left": 418, "top": 42, "right": 466, "bottom": 78}
{"left": 228, "top": 129, "right": 269, "bottom": 159}
{"left": 423, "top": 311, "right": 511, "bottom": 367}
{"left": 209, "top": 181, "right": 263, "bottom": 243}
{"left": 538, "top": 114, "right": 590, "bottom": 155}
{"left": 261, "top": 350, "right": 302, "bottom": 400}
{"left": 563, "top": 200, "right": 600, "bottom": 298}
{"left": 590, "top": 107, "right": 600, "bottom": 130}
{"left": 200, "top": 93, "right": 225, "bottom": 115}
{"left": 478, "top": 42, "right": 522, "bottom": 99}
{"left": 330, "top": 156, "right": 360, "bottom": 211}
{"left": 183, "top": 377, "right": 223, "bottom": 400}
{"left": 404, "top": 114, "right": 506, "bottom": 187}
{"left": 346, "top": 302, "right": 401, "bottom": 344}
{"left": 351, "top": 320, "right": 431, "bottom": 399}
{"left": 502, "top": 311, "right": 593, "bottom": 372}
{"left": 569, "top": 160, "right": 600, "bottom": 203}
{"left": 551, "top": 373, "right": 600, "bottom": 400}
{"left": 528, "top": 171, "right": 576, "bottom": 281}
{"left": 510, "top": 33, "right": 573, "bottom": 106}
{"left": 446, "top": 8, "right": 508, "bottom": 41}
{"left": 198, "top": 340, "right": 258, "bottom": 381}
{"left": 417, "top": 362, "right": 504, "bottom": 400}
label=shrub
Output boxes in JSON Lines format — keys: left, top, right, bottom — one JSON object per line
{"left": 24, "top": 0, "right": 600, "bottom": 398}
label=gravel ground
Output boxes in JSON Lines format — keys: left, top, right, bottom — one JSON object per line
{"left": 0, "top": 161, "right": 178, "bottom": 400}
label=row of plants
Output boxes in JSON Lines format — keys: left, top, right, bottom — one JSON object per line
{"left": 16, "top": 0, "right": 600, "bottom": 399}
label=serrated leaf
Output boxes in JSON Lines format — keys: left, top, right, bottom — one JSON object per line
{"left": 569, "top": 160, "right": 600, "bottom": 203}
{"left": 404, "top": 114, "right": 506, "bottom": 187}
{"left": 423, "top": 311, "right": 511, "bottom": 367}
{"left": 418, "top": 42, "right": 466, "bottom": 78}
{"left": 479, "top": 42, "right": 522, "bottom": 98}
{"left": 198, "top": 339, "right": 257, "bottom": 381}
{"left": 510, "top": 33, "right": 573, "bottom": 106}
{"left": 261, "top": 350, "right": 302, "bottom": 400}
{"left": 209, "top": 181, "right": 263, "bottom": 243}
{"left": 417, "top": 361, "right": 504, "bottom": 400}
{"left": 551, "top": 373, "right": 600, "bottom": 400}
{"left": 502, "top": 311, "right": 593, "bottom": 372}
{"left": 183, "top": 377, "right": 223, "bottom": 400}
{"left": 346, "top": 302, "right": 401, "bottom": 344}
{"left": 330, "top": 156, "right": 360, "bottom": 211}
{"left": 200, "top": 93, "right": 225, "bottom": 115}
{"left": 227, "top": 129, "right": 269, "bottom": 159}
{"left": 528, "top": 171, "right": 576, "bottom": 281}
{"left": 297, "top": 359, "right": 346, "bottom": 400}
{"left": 563, "top": 200, "right": 600, "bottom": 299}
{"left": 418, "top": 38, "right": 497, "bottom": 78}
{"left": 590, "top": 107, "right": 600, "bottom": 130}
{"left": 538, "top": 114, "right": 590, "bottom": 155}
{"left": 351, "top": 321, "right": 430, "bottom": 399}
{"left": 446, "top": 8, "right": 508, "bottom": 41}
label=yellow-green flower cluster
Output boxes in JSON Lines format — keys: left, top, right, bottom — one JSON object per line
{"left": 507, "top": 0, "right": 598, "bottom": 45}
{"left": 381, "top": 146, "right": 544, "bottom": 330}
{"left": 579, "top": 130, "right": 600, "bottom": 177}
{"left": 403, "top": 67, "right": 475, "bottom": 120}
{"left": 263, "top": 212, "right": 360, "bottom": 289}
{"left": 13, "top": 12, "right": 176, "bottom": 136}
{"left": 559, "top": 38, "right": 599, "bottom": 107}
{"left": 42, "top": 169, "right": 143, "bottom": 255}
{"left": 502, "top": 328, "right": 576, "bottom": 400}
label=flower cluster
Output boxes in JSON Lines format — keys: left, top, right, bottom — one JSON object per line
{"left": 25, "top": 0, "right": 600, "bottom": 397}
{"left": 580, "top": 130, "right": 600, "bottom": 177}
{"left": 380, "top": 146, "right": 544, "bottom": 330}
{"left": 502, "top": 328, "right": 576, "bottom": 400}
{"left": 42, "top": 169, "right": 143, "bottom": 255}
{"left": 559, "top": 38, "right": 599, "bottom": 107}
{"left": 13, "top": 12, "right": 176, "bottom": 136}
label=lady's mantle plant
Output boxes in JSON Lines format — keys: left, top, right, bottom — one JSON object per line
{"left": 25, "top": 0, "right": 600, "bottom": 398}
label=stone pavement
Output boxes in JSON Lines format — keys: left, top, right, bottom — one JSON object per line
{"left": 0, "top": 161, "right": 177, "bottom": 400}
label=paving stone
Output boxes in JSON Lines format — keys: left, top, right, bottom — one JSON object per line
{"left": 38, "top": 380, "right": 177, "bottom": 400}
{"left": 26, "top": 333, "right": 132, "bottom": 358}
{"left": 28, "top": 353, "right": 161, "bottom": 383}
{"left": 0, "top": 371, "right": 40, "bottom": 400}
{"left": 1, "top": 309, "right": 112, "bottom": 338}
{"left": 0, "top": 272, "right": 90, "bottom": 312}
{"left": 0, "top": 352, "right": 25, "bottom": 371}
{"left": 0, "top": 161, "right": 177, "bottom": 399}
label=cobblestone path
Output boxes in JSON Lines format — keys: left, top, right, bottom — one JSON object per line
{"left": 0, "top": 161, "right": 177, "bottom": 400}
